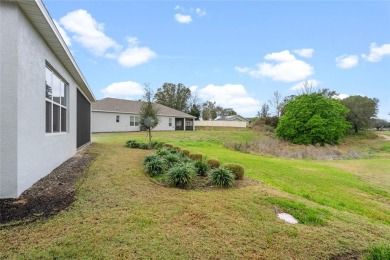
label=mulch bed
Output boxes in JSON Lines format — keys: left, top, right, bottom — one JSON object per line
{"left": 0, "top": 150, "right": 95, "bottom": 225}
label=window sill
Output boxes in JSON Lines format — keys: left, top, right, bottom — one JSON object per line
{"left": 45, "top": 132, "right": 67, "bottom": 137}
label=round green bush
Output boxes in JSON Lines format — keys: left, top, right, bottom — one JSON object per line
{"left": 144, "top": 153, "right": 160, "bottom": 165}
{"left": 144, "top": 157, "right": 166, "bottom": 177}
{"left": 224, "top": 163, "right": 245, "bottom": 180}
{"left": 194, "top": 160, "right": 209, "bottom": 176}
{"left": 209, "top": 167, "right": 235, "bottom": 188}
{"left": 127, "top": 140, "right": 140, "bottom": 148}
{"left": 156, "top": 147, "right": 171, "bottom": 156}
{"left": 189, "top": 153, "right": 203, "bottom": 161}
{"left": 139, "top": 143, "right": 149, "bottom": 149}
{"left": 167, "top": 163, "right": 195, "bottom": 188}
{"left": 206, "top": 158, "right": 220, "bottom": 169}
{"left": 154, "top": 142, "right": 164, "bottom": 149}
{"left": 164, "top": 153, "right": 181, "bottom": 167}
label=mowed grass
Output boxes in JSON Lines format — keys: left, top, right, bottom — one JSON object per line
{"left": 1, "top": 130, "right": 390, "bottom": 259}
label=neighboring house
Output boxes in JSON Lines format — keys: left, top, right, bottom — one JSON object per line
{"left": 92, "top": 98, "right": 195, "bottom": 132}
{"left": 0, "top": 0, "right": 95, "bottom": 198}
{"left": 215, "top": 115, "right": 249, "bottom": 122}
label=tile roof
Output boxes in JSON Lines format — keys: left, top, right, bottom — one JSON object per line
{"left": 92, "top": 98, "right": 196, "bottom": 118}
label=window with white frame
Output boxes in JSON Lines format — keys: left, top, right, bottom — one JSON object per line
{"left": 130, "top": 115, "right": 140, "bottom": 126}
{"left": 169, "top": 118, "right": 173, "bottom": 127}
{"left": 45, "top": 66, "right": 68, "bottom": 133}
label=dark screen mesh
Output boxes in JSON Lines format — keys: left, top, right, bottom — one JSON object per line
{"left": 77, "top": 89, "right": 91, "bottom": 148}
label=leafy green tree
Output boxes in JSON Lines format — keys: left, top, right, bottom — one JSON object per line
{"left": 276, "top": 93, "right": 350, "bottom": 145}
{"left": 202, "top": 101, "right": 223, "bottom": 120}
{"left": 154, "top": 83, "right": 191, "bottom": 112}
{"left": 221, "top": 108, "right": 237, "bottom": 117}
{"left": 341, "top": 95, "right": 379, "bottom": 133}
{"left": 140, "top": 85, "right": 160, "bottom": 146}
{"left": 188, "top": 103, "right": 201, "bottom": 120}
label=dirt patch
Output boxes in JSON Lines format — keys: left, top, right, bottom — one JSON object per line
{"left": 0, "top": 150, "right": 95, "bottom": 225}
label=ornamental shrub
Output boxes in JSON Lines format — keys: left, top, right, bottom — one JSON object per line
{"left": 209, "top": 167, "right": 235, "bottom": 188}
{"left": 224, "top": 163, "right": 245, "bottom": 180}
{"left": 276, "top": 93, "right": 350, "bottom": 145}
{"left": 173, "top": 146, "right": 181, "bottom": 152}
{"left": 182, "top": 150, "right": 190, "bottom": 157}
{"left": 156, "top": 147, "right": 171, "bottom": 156}
{"left": 194, "top": 160, "right": 209, "bottom": 176}
{"left": 189, "top": 153, "right": 203, "bottom": 161}
{"left": 154, "top": 142, "right": 164, "bottom": 149}
{"left": 164, "top": 143, "right": 174, "bottom": 148}
{"left": 127, "top": 140, "right": 140, "bottom": 148}
{"left": 144, "top": 153, "right": 160, "bottom": 165}
{"left": 167, "top": 163, "right": 196, "bottom": 188}
{"left": 139, "top": 143, "right": 149, "bottom": 149}
{"left": 144, "top": 157, "right": 166, "bottom": 177}
{"left": 164, "top": 153, "right": 181, "bottom": 167}
{"left": 206, "top": 159, "right": 220, "bottom": 169}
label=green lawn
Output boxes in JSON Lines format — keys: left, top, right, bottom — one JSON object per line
{"left": 1, "top": 130, "right": 389, "bottom": 259}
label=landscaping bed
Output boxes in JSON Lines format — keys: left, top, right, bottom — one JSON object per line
{"left": 0, "top": 150, "right": 95, "bottom": 225}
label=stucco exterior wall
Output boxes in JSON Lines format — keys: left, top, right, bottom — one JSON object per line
{"left": 0, "top": 3, "right": 83, "bottom": 198}
{"left": 92, "top": 112, "right": 176, "bottom": 132}
{"left": 0, "top": 2, "right": 18, "bottom": 198}
{"left": 195, "top": 120, "right": 248, "bottom": 128}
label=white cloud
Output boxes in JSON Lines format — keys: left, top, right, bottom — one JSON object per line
{"left": 197, "top": 84, "right": 260, "bottom": 116}
{"left": 362, "top": 42, "right": 390, "bottom": 62}
{"left": 235, "top": 50, "right": 314, "bottom": 82}
{"left": 60, "top": 9, "right": 120, "bottom": 56}
{"left": 264, "top": 50, "right": 296, "bottom": 62}
{"left": 101, "top": 81, "right": 144, "bottom": 99}
{"left": 290, "top": 79, "right": 319, "bottom": 90}
{"left": 54, "top": 20, "right": 71, "bottom": 47}
{"left": 174, "top": 5, "right": 182, "bottom": 10}
{"left": 118, "top": 37, "right": 156, "bottom": 67}
{"left": 196, "top": 8, "right": 207, "bottom": 17}
{"left": 174, "top": 13, "right": 192, "bottom": 24}
{"left": 189, "top": 85, "right": 199, "bottom": 93}
{"left": 336, "top": 55, "right": 358, "bottom": 69}
{"left": 334, "top": 93, "right": 349, "bottom": 100}
{"left": 293, "top": 48, "right": 314, "bottom": 58}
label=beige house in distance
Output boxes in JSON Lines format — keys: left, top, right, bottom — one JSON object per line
{"left": 92, "top": 98, "right": 195, "bottom": 132}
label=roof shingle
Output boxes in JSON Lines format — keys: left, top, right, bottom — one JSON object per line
{"left": 92, "top": 98, "right": 195, "bottom": 118}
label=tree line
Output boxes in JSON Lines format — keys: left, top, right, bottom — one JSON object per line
{"left": 154, "top": 83, "right": 237, "bottom": 121}
{"left": 141, "top": 81, "right": 387, "bottom": 146}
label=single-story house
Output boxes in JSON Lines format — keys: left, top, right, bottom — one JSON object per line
{"left": 92, "top": 98, "right": 195, "bottom": 132}
{"left": 215, "top": 115, "right": 249, "bottom": 122}
{"left": 0, "top": 0, "right": 95, "bottom": 198}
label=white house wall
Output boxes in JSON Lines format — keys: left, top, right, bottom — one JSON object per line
{"left": 0, "top": 2, "right": 82, "bottom": 198}
{"left": 92, "top": 112, "right": 176, "bottom": 132}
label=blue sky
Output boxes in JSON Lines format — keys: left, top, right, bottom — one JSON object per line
{"left": 44, "top": 1, "right": 390, "bottom": 119}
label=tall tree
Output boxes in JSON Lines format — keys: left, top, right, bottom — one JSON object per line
{"left": 276, "top": 93, "right": 350, "bottom": 145}
{"left": 258, "top": 104, "right": 270, "bottom": 118}
{"left": 202, "top": 101, "right": 223, "bottom": 120}
{"left": 341, "top": 95, "right": 379, "bottom": 133}
{"left": 269, "top": 90, "right": 283, "bottom": 117}
{"left": 140, "top": 85, "right": 160, "bottom": 146}
{"left": 221, "top": 108, "right": 237, "bottom": 117}
{"left": 154, "top": 83, "right": 191, "bottom": 112}
{"left": 188, "top": 103, "right": 201, "bottom": 120}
